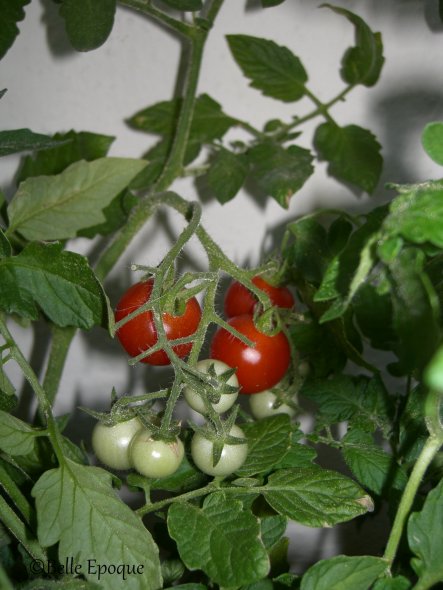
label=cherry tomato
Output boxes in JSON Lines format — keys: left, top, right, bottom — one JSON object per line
{"left": 92, "top": 417, "right": 143, "bottom": 471}
{"left": 129, "top": 430, "right": 184, "bottom": 479}
{"left": 115, "top": 280, "right": 201, "bottom": 366}
{"left": 191, "top": 424, "right": 248, "bottom": 477}
{"left": 210, "top": 314, "right": 291, "bottom": 394}
{"left": 183, "top": 359, "right": 239, "bottom": 415}
{"left": 249, "top": 390, "right": 296, "bottom": 420}
{"left": 224, "top": 275, "right": 294, "bottom": 318}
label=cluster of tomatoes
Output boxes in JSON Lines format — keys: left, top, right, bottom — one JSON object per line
{"left": 91, "top": 274, "right": 296, "bottom": 480}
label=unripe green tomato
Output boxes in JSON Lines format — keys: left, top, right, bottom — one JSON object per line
{"left": 191, "top": 424, "right": 248, "bottom": 477}
{"left": 129, "top": 430, "right": 184, "bottom": 479}
{"left": 92, "top": 416, "right": 143, "bottom": 471}
{"left": 249, "top": 390, "right": 295, "bottom": 420}
{"left": 183, "top": 359, "right": 239, "bottom": 415}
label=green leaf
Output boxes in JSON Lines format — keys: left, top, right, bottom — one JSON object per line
{"left": 284, "top": 217, "right": 330, "bottom": 285}
{"left": 59, "top": 0, "right": 116, "bottom": 51}
{"left": 20, "top": 577, "right": 102, "bottom": 589}
{"left": 300, "top": 555, "right": 387, "bottom": 590}
{"left": 144, "top": 453, "right": 208, "bottom": 493}
{"left": 8, "top": 157, "right": 147, "bottom": 241}
{"left": 206, "top": 148, "right": 248, "bottom": 204}
{"left": 0, "top": 242, "right": 106, "bottom": 329}
{"left": 353, "top": 278, "right": 396, "bottom": 351}
{"left": 159, "top": 0, "right": 203, "bottom": 10}
{"left": 248, "top": 142, "right": 313, "bottom": 208}
{"left": 422, "top": 122, "right": 443, "bottom": 165}
{"left": 0, "top": 229, "right": 12, "bottom": 258}
{"left": 168, "top": 497, "right": 269, "bottom": 586}
{"left": 274, "top": 429, "right": 317, "bottom": 469}
{"left": 386, "top": 248, "right": 440, "bottom": 373}
{"left": 372, "top": 576, "right": 411, "bottom": 590}
{"left": 0, "top": 129, "right": 70, "bottom": 158}
{"left": 260, "top": 515, "right": 288, "bottom": 549}
{"left": 32, "top": 461, "right": 162, "bottom": 590}
{"left": 0, "top": 0, "right": 30, "bottom": 59}
{"left": 263, "top": 467, "right": 372, "bottom": 527}
{"left": 322, "top": 5, "right": 384, "bottom": 87}
{"left": 17, "top": 130, "right": 115, "bottom": 182}
{"left": 314, "top": 122, "right": 382, "bottom": 193}
{"left": 78, "top": 189, "right": 138, "bottom": 239}
{"left": 236, "top": 415, "right": 292, "bottom": 477}
{"left": 342, "top": 429, "right": 407, "bottom": 496}
{"left": 383, "top": 182, "right": 443, "bottom": 248}
{"left": 261, "top": 0, "right": 287, "bottom": 6}
{"left": 0, "top": 409, "right": 42, "bottom": 456}
{"left": 226, "top": 35, "right": 307, "bottom": 102}
{"left": 408, "top": 477, "right": 443, "bottom": 588}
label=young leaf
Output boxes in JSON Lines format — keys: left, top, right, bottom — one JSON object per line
{"left": 248, "top": 142, "right": 314, "bottom": 208}
{"left": 0, "top": 410, "right": 42, "bottom": 456}
{"left": 32, "top": 461, "right": 162, "bottom": 590}
{"left": 7, "top": 157, "right": 147, "bottom": 241}
{"left": 235, "top": 415, "right": 292, "bottom": 477}
{"left": 59, "top": 0, "right": 116, "bottom": 52}
{"left": 314, "top": 122, "right": 382, "bottom": 194}
{"left": 206, "top": 148, "right": 248, "bottom": 204}
{"left": 226, "top": 35, "right": 308, "bottom": 102}
{"left": 17, "top": 130, "right": 115, "bottom": 183}
{"left": 422, "top": 122, "right": 443, "bottom": 165}
{"left": 341, "top": 429, "right": 407, "bottom": 496}
{"left": 408, "top": 478, "right": 443, "bottom": 589}
{"left": 322, "top": 5, "right": 384, "bottom": 87}
{"left": 160, "top": 0, "right": 203, "bottom": 10}
{"left": 0, "top": 0, "right": 30, "bottom": 60}
{"left": 0, "top": 129, "right": 70, "bottom": 158}
{"left": 300, "top": 555, "right": 387, "bottom": 590}
{"left": 0, "top": 242, "right": 106, "bottom": 329}
{"left": 263, "top": 466, "right": 372, "bottom": 527}
{"left": 167, "top": 497, "right": 269, "bottom": 587}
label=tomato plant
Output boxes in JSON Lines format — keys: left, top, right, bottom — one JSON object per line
{"left": 224, "top": 275, "right": 295, "bottom": 318}
{"left": 183, "top": 358, "right": 239, "bottom": 415}
{"left": 210, "top": 314, "right": 291, "bottom": 394}
{"left": 190, "top": 424, "right": 248, "bottom": 477}
{"left": 115, "top": 279, "right": 202, "bottom": 365}
{"left": 91, "top": 416, "right": 143, "bottom": 471}
{"left": 130, "top": 430, "right": 184, "bottom": 479}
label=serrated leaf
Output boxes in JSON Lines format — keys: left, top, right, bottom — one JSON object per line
{"left": 0, "top": 242, "right": 105, "bottom": 329}
{"left": 8, "top": 157, "right": 147, "bottom": 241}
{"left": 160, "top": 0, "right": 203, "bottom": 10}
{"left": 383, "top": 183, "right": 443, "bottom": 248}
{"left": 422, "top": 122, "right": 443, "bottom": 165}
{"left": 342, "top": 429, "right": 407, "bottom": 495}
{"left": 0, "top": 409, "right": 41, "bottom": 456}
{"left": 274, "top": 429, "right": 317, "bottom": 469}
{"left": 59, "top": 0, "right": 116, "bottom": 51}
{"left": 206, "top": 148, "right": 248, "bottom": 204}
{"left": 248, "top": 142, "right": 313, "bottom": 208}
{"left": 168, "top": 497, "right": 269, "bottom": 586}
{"left": 314, "top": 122, "right": 382, "bottom": 193}
{"left": 236, "top": 415, "right": 292, "bottom": 477}
{"left": 226, "top": 35, "right": 307, "bottom": 102}
{"left": 322, "top": 5, "right": 384, "bottom": 87}
{"left": 264, "top": 467, "right": 372, "bottom": 527}
{"left": 300, "top": 555, "right": 387, "bottom": 590}
{"left": 17, "top": 130, "right": 115, "bottom": 183}
{"left": 0, "top": 0, "right": 30, "bottom": 60}
{"left": 0, "top": 129, "right": 70, "bottom": 158}
{"left": 408, "top": 477, "right": 443, "bottom": 588}
{"left": 32, "top": 461, "right": 162, "bottom": 590}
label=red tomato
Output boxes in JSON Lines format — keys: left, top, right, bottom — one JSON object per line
{"left": 115, "top": 280, "right": 201, "bottom": 366}
{"left": 224, "top": 275, "right": 294, "bottom": 318}
{"left": 210, "top": 314, "right": 291, "bottom": 394}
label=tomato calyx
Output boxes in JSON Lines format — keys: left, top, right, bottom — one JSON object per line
{"left": 182, "top": 361, "right": 239, "bottom": 407}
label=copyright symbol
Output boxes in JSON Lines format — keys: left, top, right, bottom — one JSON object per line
{"left": 30, "top": 559, "right": 45, "bottom": 574}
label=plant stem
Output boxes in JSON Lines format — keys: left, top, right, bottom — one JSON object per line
{"left": 0, "top": 494, "right": 47, "bottom": 562}
{"left": 0, "top": 462, "right": 34, "bottom": 526}
{"left": 383, "top": 434, "right": 442, "bottom": 566}
{"left": 119, "top": 0, "right": 194, "bottom": 36}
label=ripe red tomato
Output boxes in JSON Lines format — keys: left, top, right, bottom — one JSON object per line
{"left": 210, "top": 314, "right": 291, "bottom": 394}
{"left": 115, "top": 280, "right": 201, "bottom": 366}
{"left": 224, "top": 275, "right": 294, "bottom": 318}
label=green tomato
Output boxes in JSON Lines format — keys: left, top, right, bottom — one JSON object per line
{"left": 92, "top": 416, "right": 143, "bottom": 471}
{"left": 249, "top": 390, "right": 296, "bottom": 420}
{"left": 191, "top": 424, "right": 248, "bottom": 477}
{"left": 183, "top": 359, "right": 239, "bottom": 415}
{"left": 129, "top": 430, "right": 184, "bottom": 479}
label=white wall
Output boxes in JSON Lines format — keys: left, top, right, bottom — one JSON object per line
{"left": 2, "top": 0, "right": 443, "bottom": 569}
